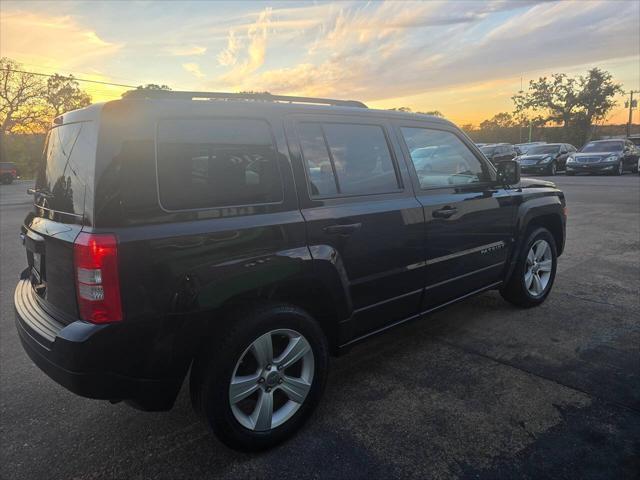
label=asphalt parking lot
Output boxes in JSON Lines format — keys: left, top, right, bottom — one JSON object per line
{"left": 1, "top": 175, "right": 638, "bottom": 479}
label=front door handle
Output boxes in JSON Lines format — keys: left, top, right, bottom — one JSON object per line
{"left": 323, "top": 223, "right": 362, "bottom": 235}
{"left": 432, "top": 206, "right": 458, "bottom": 219}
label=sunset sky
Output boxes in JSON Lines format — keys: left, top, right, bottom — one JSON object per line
{"left": 2, "top": 0, "right": 639, "bottom": 125}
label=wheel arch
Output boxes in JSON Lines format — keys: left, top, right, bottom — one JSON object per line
{"left": 504, "top": 195, "right": 566, "bottom": 284}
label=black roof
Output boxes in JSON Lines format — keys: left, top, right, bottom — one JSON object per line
{"left": 116, "top": 90, "right": 451, "bottom": 125}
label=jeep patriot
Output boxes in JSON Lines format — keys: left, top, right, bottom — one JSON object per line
{"left": 15, "top": 90, "right": 566, "bottom": 451}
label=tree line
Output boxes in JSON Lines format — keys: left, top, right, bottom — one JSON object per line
{"left": 393, "top": 68, "right": 626, "bottom": 147}
{"left": 462, "top": 68, "right": 625, "bottom": 146}
{"left": 0, "top": 57, "right": 170, "bottom": 175}
{"left": 0, "top": 56, "right": 630, "bottom": 177}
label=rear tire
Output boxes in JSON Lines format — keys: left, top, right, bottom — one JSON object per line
{"left": 501, "top": 227, "right": 558, "bottom": 308}
{"left": 190, "top": 303, "right": 329, "bottom": 451}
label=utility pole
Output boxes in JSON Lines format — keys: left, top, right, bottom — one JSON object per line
{"left": 626, "top": 90, "right": 639, "bottom": 137}
{"left": 519, "top": 76, "right": 523, "bottom": 143}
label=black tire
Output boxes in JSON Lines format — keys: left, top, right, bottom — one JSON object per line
{"left": 501, "top": 227, "right": 558, "bottom": 308}
{"left": 548, "top": 161, "right": 557, "bottom": 176}
{"left": 614, "top": 162, "right": 623, "bottom": 175}
{"left": 190, "top": 303, "right": 329, "bottom": 451}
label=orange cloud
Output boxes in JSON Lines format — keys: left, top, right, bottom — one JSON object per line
{"left": 217, "top": 8, "right": 272, "bottom": 85}
{"left": 0, "top": 11, "right": 122, "bottom": 72}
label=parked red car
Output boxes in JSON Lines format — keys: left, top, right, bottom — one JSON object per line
{"left": 0, "top": 162, "right": 17, "bottom": 184}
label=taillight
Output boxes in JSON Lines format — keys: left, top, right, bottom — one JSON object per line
{"left": 73, "top": 233, "right": 122, "bottom": 323}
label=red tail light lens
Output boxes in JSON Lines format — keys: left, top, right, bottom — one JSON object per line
{"left": 74, "top": 233, "right": 122, "bottom": 323}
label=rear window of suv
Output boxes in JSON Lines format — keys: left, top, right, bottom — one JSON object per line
{"left": 36, "top": 121, "right": 96, "bottom": 216}
{"left": 156, "top": 118, "right": 283, "bottom": 210}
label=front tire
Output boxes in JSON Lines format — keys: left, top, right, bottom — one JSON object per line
{"left": 614, "top": 161, "right": 624, "bottom": 175}
{"left": 548, "top": 161, "right": 557, "bottom": 176}
{"left": 501, "top": 227, "right": 558, "bottom": 308}
{"left": 191, "top": 303, "right": 329, "bottom": 451}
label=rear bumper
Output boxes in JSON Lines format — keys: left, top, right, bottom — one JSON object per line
{"left": 14, "top": 277, "right": 182, "bottom": 408}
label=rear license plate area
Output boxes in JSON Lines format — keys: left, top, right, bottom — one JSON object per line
{"left": 31, "top": 251, "right": 43, "bottom": 283}
{"left": 24, "top": 233, "right": 46, "bottom": 287}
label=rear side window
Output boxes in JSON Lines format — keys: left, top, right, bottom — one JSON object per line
{"left": 156, "top": 118, "right": 282, "bottom": 210}
{"left": 297, "top": 122, "right": 399, "bottom": 197}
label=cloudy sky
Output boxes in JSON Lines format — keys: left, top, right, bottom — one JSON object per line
{"left": 2, "top": 0, "right": 639, "bottom": 125}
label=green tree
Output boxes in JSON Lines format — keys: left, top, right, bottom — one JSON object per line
{"left": 136, "top": 83, "right": 172, "bottom": 91}
{"left": 390, "top": 107, "right": 444, "bottom": 117}
{"left": 576, "top": 68, "right": 623, "bottom": 131}
{"left": 44, "top": 74, "right": 92, "bottom": 118}
{"left": 479, "top": 112, "right": 515, "bottom": 130}
{"left": 122, "top": 83, "right": 172, "bottom": 98}
{"left": 0, "top": 58, "right": 47, "bottom": 161}
{"left": 512, "top": 68, "right": 622, "bottom": 144}
{"left": 0, "top": 58, "right": 46, "bottom": 136}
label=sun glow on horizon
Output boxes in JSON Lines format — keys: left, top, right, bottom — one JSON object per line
{"left": 1, "top": 1, "right": 638, "bottom": 126}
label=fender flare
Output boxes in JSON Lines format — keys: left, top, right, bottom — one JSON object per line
{"left": 504, "top": 194, "right": 566, "bottom": 284}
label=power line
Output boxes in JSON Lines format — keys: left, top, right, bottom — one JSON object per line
{"left": 0, "top": 68, "right": 138, "bottom": 89}
{"left": 15, "top": 61, "right": 141, "bottom": 85}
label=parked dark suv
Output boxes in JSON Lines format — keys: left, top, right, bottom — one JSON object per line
{"left": 15, "top": 91, "right": 566, "bottom": 451}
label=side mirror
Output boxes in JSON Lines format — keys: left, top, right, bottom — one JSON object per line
{"left": 496, "top": 160, "right": 520, "bottom": 185}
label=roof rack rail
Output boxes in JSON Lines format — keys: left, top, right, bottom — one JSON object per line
{"left": 122, "top": 90, "right": 367, "bottom": 108}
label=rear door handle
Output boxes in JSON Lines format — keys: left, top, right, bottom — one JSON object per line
{"left": 323, "top": 223, "right": 362, "bottom": 235}
{"left": 432, "top": 207, "right": 458, "bottom": 219}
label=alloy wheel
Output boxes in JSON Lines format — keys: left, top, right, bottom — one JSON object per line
{"left": 229, "top": 329, "right": 314, "bottom": 431}
{"left": 524, "top": 239, "right": 553, "bottom": 297}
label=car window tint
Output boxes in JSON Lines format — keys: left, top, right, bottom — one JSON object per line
{"left": 298, "top": 122, "right": 399, "bottom": 196}
{"left": 401, "top": 127, "right": 488, "bottom": 188}
{"left": 297, "top": 123, "right": 338, "bottom": 197}
{"left": 156, "top": 118, "right": 282, "bottom": 210}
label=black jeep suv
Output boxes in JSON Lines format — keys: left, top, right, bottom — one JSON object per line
{"left": 15, "top": 91, "right": 566, "bottom": 451}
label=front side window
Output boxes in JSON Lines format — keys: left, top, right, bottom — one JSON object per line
{"left": 401, "top": 127, "right": 489, "bottom": 188}
{"left": 156, "top": 118, "right": 282, "bottom": 210}
{"left": 298, "top": 122, "right": 399, "bottom": 197}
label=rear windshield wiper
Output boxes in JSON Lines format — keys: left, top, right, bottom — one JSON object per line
{"left": 27, "top": 188, "right": 55, "bottom": 199}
